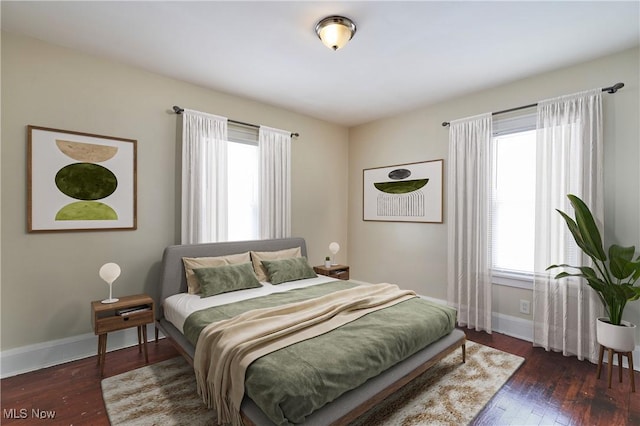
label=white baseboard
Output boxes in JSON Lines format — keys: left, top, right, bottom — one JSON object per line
{"left": 419, "top": 295, "right": 534, "bottom": 339}
{"left": 421, "top": 295, "right": 531, "bottom": 340}
{"left": 2, "top": 298, "right": 638, "bottom": 377}
{"left": 491, "top": 311, "right": 534, "bottom": 342}
{"left": 490, "top": 311, "right": 640, "bottom": 371}
{"left": 0, "top": 323, "right": 161, "bottom": 379}
{"left": 420, "top": 295, "right": 640, "bottom": 371}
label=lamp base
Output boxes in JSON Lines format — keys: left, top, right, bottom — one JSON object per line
{"left": 101, "top": 298, "right": 119, "bottom": 304}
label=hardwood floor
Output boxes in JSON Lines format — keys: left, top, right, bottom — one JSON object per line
{"left": 0, "top": 341, "right": 178, "bottom": 426}
{"left": 1, "top": 330, "right": 638, "bottom": 425}
{"left": 466, "top": 329, "right": 639, "bottom": 426}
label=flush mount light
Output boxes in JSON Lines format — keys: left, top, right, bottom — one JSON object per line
{"left": 315, "top": 16, "right": 356, "bottom": 51}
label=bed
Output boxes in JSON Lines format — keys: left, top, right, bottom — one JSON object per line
{"left": 155, "top": 237, "right": 466, "bottom": 425}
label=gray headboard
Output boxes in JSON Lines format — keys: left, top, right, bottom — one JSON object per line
{"left": 157, "top": 237, "right": 307, "bottom": 317}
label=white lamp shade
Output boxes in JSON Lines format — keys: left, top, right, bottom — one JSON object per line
{"left": 315, "top": 16, "right": 356, "bottom": 51}
{"left": 99, "top": 262, "right": 121, "bottom": 285}
{"left": 319, "top": 24, "right": 351, "bottom": 50}
{"left": 329, "top": 242, "right": 340, "bottom": 255}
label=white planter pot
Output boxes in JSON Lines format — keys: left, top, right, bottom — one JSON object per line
{"left": 596, "top": 317, "right": 636, "bottom": 352}
{"left": 324, "top": 260, "right": 331, "bottom": 268}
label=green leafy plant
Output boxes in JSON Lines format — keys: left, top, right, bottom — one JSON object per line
{"left": 547, "top": 194, "right": 640, "bottom": 325}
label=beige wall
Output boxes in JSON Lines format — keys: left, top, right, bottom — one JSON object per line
{"left": 348, "top": 48, "right": 639, "bottom": 339}
{"left": 2, "top": 31, "right": 638, "bottom": 354}
{"left": 0, "top": 32, "right": 349, "bottom": 350}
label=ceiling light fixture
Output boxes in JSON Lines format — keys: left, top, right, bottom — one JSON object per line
{"left": 315, "top": 16, "right": 356, "bottom": 51}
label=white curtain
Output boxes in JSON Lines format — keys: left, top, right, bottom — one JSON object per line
{"left": 532, "top": 89, "right": 604, "bottom": 362}
{"left": 181, "top": 109, "right": 228, "bottom": 244}
{"left": 258, "top": 126, "right": 291, "bottom": 239}
{"left": 447, "top": 113, "right": 494, "bottom": 333}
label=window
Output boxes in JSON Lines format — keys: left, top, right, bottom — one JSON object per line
{"left": 491, "top": 113, "right": 536, "bottom": 289}
{"left": 227, "top": 124, "right": 259, "bottom": 241}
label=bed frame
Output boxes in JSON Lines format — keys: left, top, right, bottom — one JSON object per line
{"left": 155, "top": 237, "right": 466, "bottom": 426}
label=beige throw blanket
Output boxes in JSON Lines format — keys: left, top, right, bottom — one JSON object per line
{"left": 193, "top": 283, "right": 416, "bottom": 426}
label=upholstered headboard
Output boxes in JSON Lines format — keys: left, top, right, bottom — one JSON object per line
{"left": 157, "top": 237, "right": 307, "bottom": 317}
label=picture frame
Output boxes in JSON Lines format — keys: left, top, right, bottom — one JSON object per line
{"left": 27, "top": 125, "right": 137, "bottom": 232}
{"left": 363, "top": 159, "right": 443, "bottom": 223}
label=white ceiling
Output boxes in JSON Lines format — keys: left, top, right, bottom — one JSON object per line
{"left": 2, "top": 1, "right": 639, "bottom": 127}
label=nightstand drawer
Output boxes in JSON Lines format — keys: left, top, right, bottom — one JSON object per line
{"left": 95, "top": 311, "right": 154, "bottom": 334}
{"left": 328, "top": 268, "right": 349, "bottom": 280}
{"left": 314, "top": 265, "right": 350, "bottom": 280}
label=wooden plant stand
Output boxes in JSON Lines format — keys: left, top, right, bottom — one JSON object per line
{"left": 596, "top": 344, "right": 635, "bottom": 392}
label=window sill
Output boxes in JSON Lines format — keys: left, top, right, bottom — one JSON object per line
{"left": 492, "top": 269, "right": 533, "bottom": 290}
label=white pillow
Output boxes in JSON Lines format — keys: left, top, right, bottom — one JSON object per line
{"left": 182, "top": 252, "right": 251, "bottom": 294}
{"left": 250, "top": 247, "right": 302, "bottom": 282}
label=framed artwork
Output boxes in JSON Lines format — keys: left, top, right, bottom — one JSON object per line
{"left": 27, "top": 125, "right": 137, "bottom": 232}
{"left": 363, "top": 159, "right": 443, "bottom": 223}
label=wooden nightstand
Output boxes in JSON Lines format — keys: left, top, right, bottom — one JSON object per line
{"left": 314, "top": 264, "right": 350, "bottom": 280}
{"left": 91, "top": 294, "right": 155, "bottom": 376}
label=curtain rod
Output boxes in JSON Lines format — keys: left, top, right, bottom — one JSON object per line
{"left": 441, "top": 82, "right": 624, "bottom": 127}
{"left": 172, "top": 106, "right": 299, "bottom": 138}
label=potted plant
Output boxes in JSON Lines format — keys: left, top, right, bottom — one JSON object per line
{"left": 547, "top": 194, "right": 640, "bottom": 352}
{"left": 324, "top": 256, "right": 331, "bottom": 268}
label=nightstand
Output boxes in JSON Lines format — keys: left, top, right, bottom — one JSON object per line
{"left": 314, "top": 264, "right": 350, "bottom": 280}
{"left": 91, "top": 294, "right": 155, "bottom": 376}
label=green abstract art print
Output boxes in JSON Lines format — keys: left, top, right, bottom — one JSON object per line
{"left": 363, "top": 159, "right": 443, "bottom": 223}
{"left": 28, "top": 126, "right": 137, "bottom": 232}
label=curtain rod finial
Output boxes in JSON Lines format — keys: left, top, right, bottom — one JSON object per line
{"left": 607, "top": 82, "right": 624, "bottom": 94}
{"left": 442, "top": 121, "right": 450, "bottom": 127}
{"left": 172, "top": 106, "right": 184, "bottom": 114}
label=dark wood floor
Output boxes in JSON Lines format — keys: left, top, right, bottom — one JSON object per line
{"left": 1, "top": 330, "right": 638, "bottom": 425}
{"left": 466, "top": 329, "right": 639, "bottom": 426}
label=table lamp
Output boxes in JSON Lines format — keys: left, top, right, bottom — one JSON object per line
{"left": 329, "top": 242, "right": 340, "bottom": 265}
{"left": 99, "top": 262, "right": 121, "bottom": 304}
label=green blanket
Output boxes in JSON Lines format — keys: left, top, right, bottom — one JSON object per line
{"left": 184, "top": 281, "right": 456, "bottom": 425}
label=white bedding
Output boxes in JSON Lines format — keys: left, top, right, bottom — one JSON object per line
{"left": 164, "top": 275, "right": 339, "bottom": 333}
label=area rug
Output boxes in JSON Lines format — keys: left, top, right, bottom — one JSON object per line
{"left": 101, "top": 341, "right": 523, "bottom": 426}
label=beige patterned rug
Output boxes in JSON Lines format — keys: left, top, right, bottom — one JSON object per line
{"left": 101, "top": 341, "right": 523, "bottom": 426}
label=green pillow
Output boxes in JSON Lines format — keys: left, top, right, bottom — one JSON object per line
{"left": 261, "top": 257, "right": 317, "bottom": 285}
{"left": 193, "top": 262, "right": 261, "bottom": 298}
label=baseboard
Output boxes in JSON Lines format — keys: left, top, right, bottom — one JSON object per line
{"left": 490, "top": 312, "right": 640, "bottom": 371}
{"left": 420, "top": 295, "right": 640, "bottom": 371}
{"left": 419, "top": 295, "right": 534, "bottom": 340}
{"left": 0, "top": 323, "right": 161, "bottom": 379}
{"left": 491, "top": 311, "right": 534, "bottom": 342}
{"left": 3, "top": 298, "right": 638, "bottom": 377}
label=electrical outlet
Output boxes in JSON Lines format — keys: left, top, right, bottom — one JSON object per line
{"left": 519, "top": 299, "right": 531, "bottom": 315}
